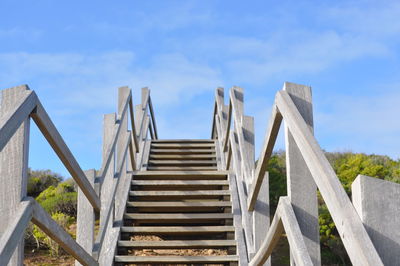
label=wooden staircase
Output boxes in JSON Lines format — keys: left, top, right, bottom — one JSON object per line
{"left": 114, "top": 139, "right": 239, "bottom": 265}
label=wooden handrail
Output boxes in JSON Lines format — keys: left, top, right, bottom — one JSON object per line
{"left": 0, "top": 85, "right": 158, "bottom": 265}
{"left": 211, "top": 84, "right": 385, "bottom": 265}
{"left": 0, "top": 90, "right": 37, "bottom": 152}
{"left": 93, "top": 131, "right": 131, "bottom": 258}
{"left": 0, "top": 199, "right": 33, "bottom": 264}
{"left": 249, "top": 197, "right": 313, "bottom": 266}
{"left": 247, "top": 104, "right": 282, "bottom": 211}
{"left": 275, "top": 90, "right": 383, "bottom": 265}
{"left": 31, "top": 100, "right": 101, "bottom": 212}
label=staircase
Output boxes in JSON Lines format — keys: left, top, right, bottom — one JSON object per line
{"left": 114, "top": 139, "right": 239, "bottom": 265}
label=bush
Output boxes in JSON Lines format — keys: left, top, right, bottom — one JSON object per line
{"left": 32, "top": 212, "right": 75, "bottom": 256}
{"left": 27, "top": 169, "right": 63, "bottom": 198}
{"left": 36, "top": 181, "right": 77, "bottom": 216}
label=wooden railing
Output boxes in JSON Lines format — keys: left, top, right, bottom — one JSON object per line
{"left": 0, "top": 85, "right": 157, "bottom": 265}
{"left": 212, "top": 83, "right": 384, "bottom": 265}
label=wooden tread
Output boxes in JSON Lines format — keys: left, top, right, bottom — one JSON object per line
{"left": 120, "top": 225, "right": 235, "bottom": 234}
{"left": 149, "top": 154, "right": 216, "bottom": 160}
{"left": 126, "top": 201, "right": 231, "bottom": 207}
{"left": 151, "top": 139, "right": 214, "bottom": 143}
{"left": 131, "top": 180, "right": 229, "bottom": 186}
{"left": 130, "top": 190, "right": 229, "bottom": 196}
{"left": 118, "top": 240, "right": 236, "bottom": 248}
{"left": 151, "top": 143, "right": 215, "bottom": 148}
{"left": 124, "top": 213, "right": 233, "bottom": 220}
{"left": 115, "top": 255, "right": 239, "bottom": 263}
{"left": 150, "top": 149, "right": 216, "bottom": 154}
{"left": 148, "top": 160, "right": 217, "bottom": 165}
{"left": 147, "top": 166, "right": 217, "bottom": 171}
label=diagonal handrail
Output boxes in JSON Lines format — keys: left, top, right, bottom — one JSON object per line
{"left": 0, "top": 85, "right": 158, "bottom": 265}
{"left": 249, "top": 197, "right": 313, "bottom": 266}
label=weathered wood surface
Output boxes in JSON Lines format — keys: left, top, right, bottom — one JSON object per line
{"left": 276, "top": 90, "right": 383, "bottom": 265}
{"left": 0, "top": 89, "right": 36, "bottom": 152}
{"left": 250, "top": 197, "right": 312, "bottom": 266}
{"left": 31, "top": 200, "right": 98, "bottom": 266}
{"left": 252, "top": 172, "right": 270, "bottom": 265}
{"left": 283, "top": 82, "right": 320, "bottom": 265}
{"left": 248, "top": 105, "right": 282, "bottom": 211}
{"left": 0, "top": 199, "right": 32, "bottom": 265}
{"left": 31, "top": 100, "right": 100, "bottom": 211}
{"left": 75, "top": 170, "right": 95, "bottom": 266}
{"left": 0, "top": 85, "right": 31, "bottom": 265}
{"left": 352, "top": 175, "right": 400, "bottom": 266}
{"left": 115, "top": 255, "right": 239, "bottom": 263}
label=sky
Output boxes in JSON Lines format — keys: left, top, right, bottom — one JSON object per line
{"left": 1, "top": 0, "right": 400, "bottom": 177}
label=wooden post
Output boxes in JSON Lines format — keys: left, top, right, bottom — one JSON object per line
{"left": 0, "top": 85, "right": 31, "bottom": 266}
{"left": 252, "top": 172, "right": 270, "bottom": 266}
{"left": 115, "top": 87, "right": 129, "bottom": 220}
{"left": 75, "top": 169, "right": 95, "bottom": 266}
{"left": 284, "top": 82, "right": 320, "bottom": 265}
{"left": 98, "top": 113, "right": 116, "bottom": 265}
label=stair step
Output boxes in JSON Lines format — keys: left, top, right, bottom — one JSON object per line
{"left": 129, "top": 190, "right": 230, "bottom": 200}
{"left": 150, "top": 149, "right": 216, "bottom": 155}
{"left": 147, "top": 166, "right": 218, "bottom": 171}
{"left": 131, "top": 180, "right": 229, "bottom": 186}
{"left": 114, "top": 255, "right": 239, "bottom": 263}
{"left": 149, "top": 154, "right": 216, "bottom": 160}
{"left": 151, "top": 139, "right": 214, "bottom": 143}
{"left": 118, "top": 240, "right": 236, "bottom": 248}
{"left": 126, "top": 201, "right": 231, "bottom": 213}
{"left": 148, "top": 160, "right": 217, "bottom": 165}
{"left": 120, "top": 225, "right": 235, "bottom": 234}
{"left": 151, "top": 143, "right": 215, "bottom": 149}
{"left": 124, "top": 213, "right": 233, "bottom": 220}
{"left": 132, "top": 171, "right": 228, "bottom": 180}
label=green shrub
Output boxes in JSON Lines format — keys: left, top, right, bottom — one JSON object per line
{"left": 32, "top": 212, "right": 75, "bottom": 256}
{"left": 36, "top": 181, "right": 77, "bottom": 216}
{"left": 27, "top": 169, "right": 62, "bottom": 198}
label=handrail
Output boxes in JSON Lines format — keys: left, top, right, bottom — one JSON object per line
{"left": 249, "top": 197, "right": 313, "bottom": 266}
{"left": 211, "top": 84, "right": 384, "bottom": 265}
{"left": 0, "top": 85, "right": 157, "bottom": 265}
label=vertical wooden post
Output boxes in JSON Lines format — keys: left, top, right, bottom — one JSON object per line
{"left": 252, "top": 172, "right": 270, "bottom": 266}
{"left": 115, "top": 87, "right": 129, "bottom": 220}
{"left": 284, "top": 82, "right": 320, "bottom": 265}
{"left": 75, "top": 169, "right": 95, "bottom": 266}
{"left": 98, "top": 113, "right": 116, "bottom": 265}
{"left": 0, "top": 85, "right": 31, "bottom": 266}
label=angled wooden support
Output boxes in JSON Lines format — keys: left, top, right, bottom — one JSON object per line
{"left": 276, "top": 90, "right": 383, "bottom": 266}
{"left": 31, "top": 200, "right": 98, "bottom": 266}
{"left": 249, "top": 197, "right": 313, "bottom": 266}
{"left": 31, "top": 100, "right": 100, "bottom": 212}
{"left": 0, "top": 85, "right": 31, "bottom": 265}
{"left": 0, "top": 89, "right": 37, "bottom": 152}
{"left": 283, "top": 82, "right": 320, "bottom": 265}
{"left": 248, "top": 105, "right": 282, "bottom": 211}
{"left": 0, "top": 199, "right": 33, "bottom": 265}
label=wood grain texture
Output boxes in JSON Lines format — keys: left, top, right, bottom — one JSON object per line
{"left": 0, "top": 199, "right": 32, "bottom": 265}
{"left": 0, "top": 85, "right": 31, "bottom": 266}
{"left": 31, "top": 201, "right": 98, "bottom": 266}
{"left": 75, "top": 170, "right": 95, "bottom": 266}
{"left": 283, "top": 82, "right": 320, "bottom": 265}
{"left": 276, "top": 90, "right": 383, "bottom": 266}
{"left": 31, "top": 100, "right": 100, "bottom": 211}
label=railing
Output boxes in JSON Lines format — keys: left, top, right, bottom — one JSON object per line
{"left": 212, "top": 83, "right": 384, "bottom": 265}
{"left": 0, "top": 85, "right": 157, "bottom": 265}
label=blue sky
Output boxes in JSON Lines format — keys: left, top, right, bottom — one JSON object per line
{"left": 1, "top": 0, "right": 400, "bottom": 177}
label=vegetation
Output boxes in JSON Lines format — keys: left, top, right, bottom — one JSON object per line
{"left": 268, "top": 151, "right": 400, "bottom": 264}
{"left": 25, "top": 169, "right": 77, "bottom": 257}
